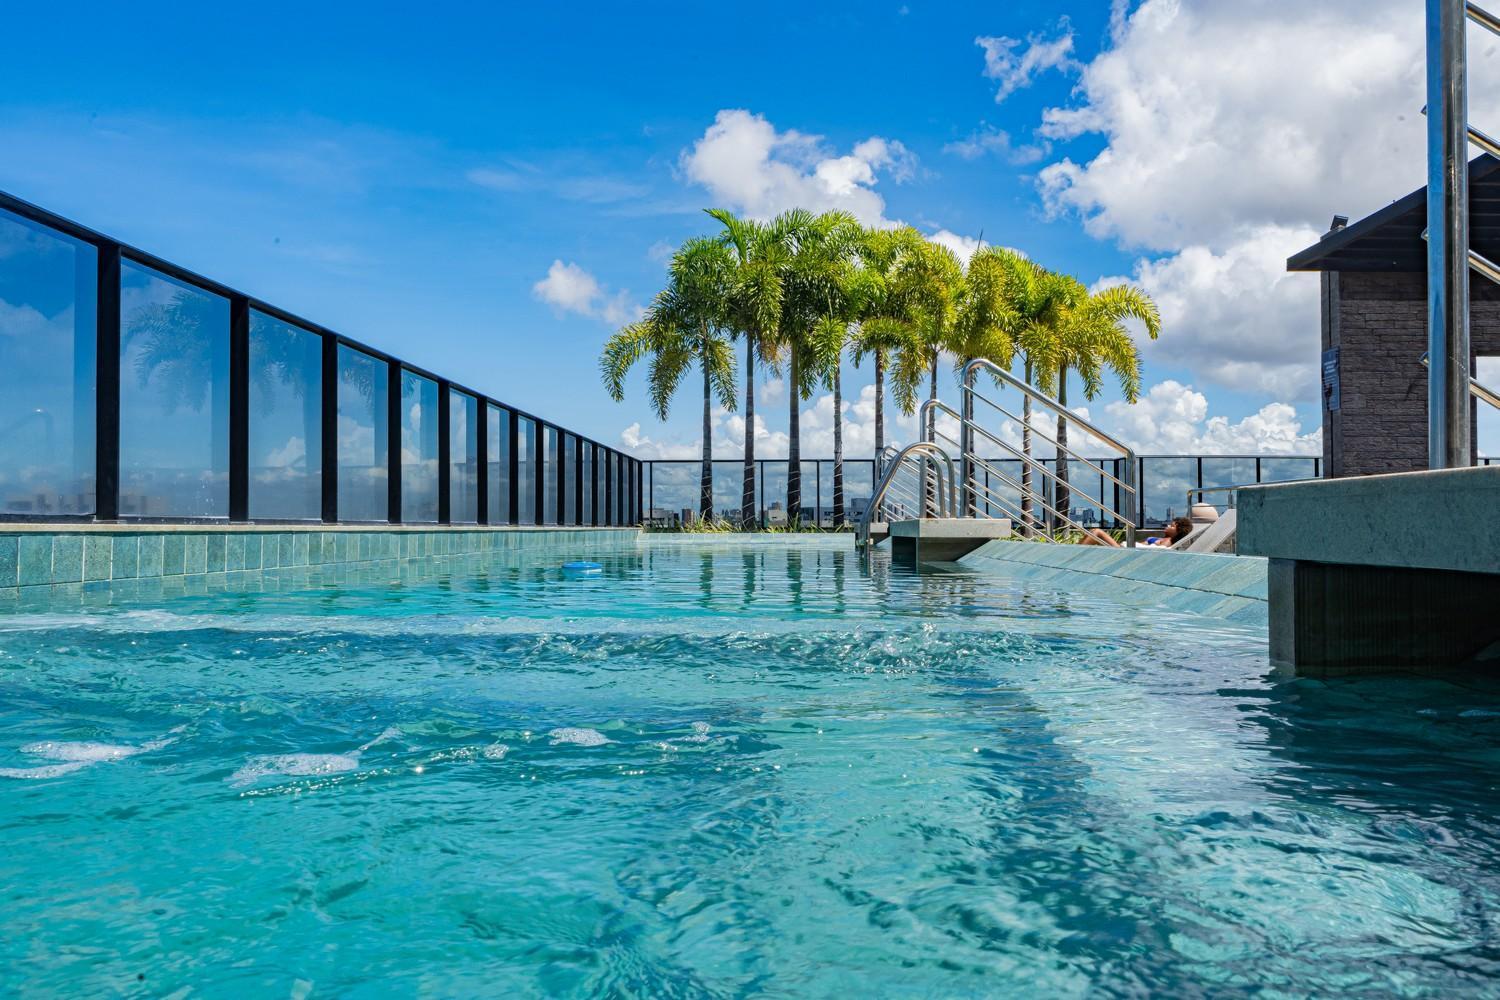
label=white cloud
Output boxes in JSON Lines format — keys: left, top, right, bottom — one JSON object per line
{"left": 679, "top": 109, "right": 915, "bottom": 226}
{"left": 1105, "top": 380, "right": 1322, "bottom": 454}
{"left": 1105, "top": 224, "right": 1324, "bottom": 400}
{"left": 680, "top": 109, "right": 985, "bottom": 264}
{"left": 943, "top": 124, "right": 1046, "bottom": 164}
{"left": 531, "top": 260, "right": 643, "bottom": 325}
{"left": 978, "top": 26, "right": 1078, "bottom": 103}
{"left": 1024, "top": 0, "right": 1500, "bottom": 402}
{"left": 620, "top": 422, "right": 699, "bottom": 460}
{"left": 927, "top": 229, "right": 984, "bottom": 263}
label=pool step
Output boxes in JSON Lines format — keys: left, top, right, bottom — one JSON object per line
{"left": 888, "top": 518, "right": 1013, "bottom": 567}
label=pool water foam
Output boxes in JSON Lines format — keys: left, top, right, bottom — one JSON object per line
{"left": 2, "top": 537, "right": 1499, "bottom": 996}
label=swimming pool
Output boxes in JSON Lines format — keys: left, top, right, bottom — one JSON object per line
{"left": 3, "top": 536, "right": 1498, "bottom": 996}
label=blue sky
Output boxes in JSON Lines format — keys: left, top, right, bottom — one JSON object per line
{"left": 7, "top": 0, "right": 1467, "bottom": 459}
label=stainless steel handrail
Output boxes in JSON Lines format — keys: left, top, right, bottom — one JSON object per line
{"left": 953, "top": 359, "right": 1138, "bottom": 546}
{"left": 856, "top": 441, "right": 958, "bottom": 547}
{"left": 1470, "top": 1, "right": 1500, "bottom": 36}
{"left": 922, "top": 397, "right": 1132, "bottom": 539}
{"left": 1419, "top": 351, "right": 1500, "bottom": 410}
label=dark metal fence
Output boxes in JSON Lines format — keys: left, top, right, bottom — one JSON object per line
{"left": 644, "top": 455, "right": 1328, "bottom": 529}
{"left": 0, "top": 190, "right": 641, "bottom": 527}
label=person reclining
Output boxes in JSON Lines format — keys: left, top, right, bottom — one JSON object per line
{"left": 1081, "top": 516, "right": 1193, "bottom": 549}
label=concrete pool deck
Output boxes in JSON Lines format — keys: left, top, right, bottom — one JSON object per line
{"left": 957, "top": 540, "right": 1268, "bottom": 626}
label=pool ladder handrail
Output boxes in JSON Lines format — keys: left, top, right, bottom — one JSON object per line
{"left": 856, "top": 441, "right": 958, "bottom": 547}
{"left": 922, "top": 359, "right": 1138, "bottom": 547}
{"left": 1419, "top": 351, "right": 1500, "bottom": 412}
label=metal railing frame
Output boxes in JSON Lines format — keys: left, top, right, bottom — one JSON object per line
{"left": 0, "top": 189, "right": 643, "bottom": 527}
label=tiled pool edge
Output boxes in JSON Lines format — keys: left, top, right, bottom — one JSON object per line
{"left": 958, "top": 540, "right": 1269, "bottom": 625}
{"left": 0, "top": 526, "right": 640, "bottom": 601}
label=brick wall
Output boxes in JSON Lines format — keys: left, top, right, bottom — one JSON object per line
{"left": 1326, "top": 271, "right": 1500, "bottom": 477}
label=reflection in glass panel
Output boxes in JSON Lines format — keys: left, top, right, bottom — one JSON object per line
{"left": 248, "top": 311, "right": 321, "bottom": 520}
{"left": 120, "top": 262, "right": 229, "bottom": 517}
{"left": 1141, "top": 457, "right": 1196, "bottom": 527}
{"left": 487, "top": 405, "right": 511, "bottom": 525}
{"left": 516, "top": 416, "right": 536, "bottom": 524}
{"left": 336, "top": 347, "right": 388, "bottom": 521}
{"left": 650, "top": 461, "right": 692, "bottom": 524}
{"left": 761, "top": 461, "right": 788, "bottom": 526}
{"left": 401, "top": 371, "right": 439, "bottom": 523}
{"left": 541, "top": 426, "right": 558, "bottom": 526}
{"left": 844, "top": 461, "right": 874, "bottom": 524}
{"left": 604, "top": 453, "right": 616, "bottom": 526}
{"left": 711, "top": 462, "right": 741, "bottom": 521}
{"left": 1259, "top": 457, "right": 1319, "bottom": 487}
{"left": 0, "top": 209, "right": 96, "bottom": 515}
{"left": 562, "top": 433, "right": 576, "bottom": 524}
{"left": 617, "top": 456, "right": 628, "bottom": 525}
{"left": 581, "top": 442, "right": 594, "bottom": 525}
{"left": 449, "top": 389, "right": 478, "bottom": 523}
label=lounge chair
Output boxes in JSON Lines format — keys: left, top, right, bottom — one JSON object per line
{"left": 1177, "top": 508, "right": 1237, "bottom": 554}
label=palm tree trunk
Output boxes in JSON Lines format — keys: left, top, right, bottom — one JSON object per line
{"left": 1055, "top": 362, "right": 1070, "bottom": 533}
{"left": 700, "top": 359, "right": 713, "bottom": 522}
{"left": 741, "top": 335, "right": 756, "bottom": 528}
{"left": 832, "top": 366, "right": 844, "bottom": 527}
{"left": 873, "top": 350, "right": 885, "bottom": 460}
{"left": 787, "top": 351, "right": 801, "bottom": 525}
{"left": 925, "top": 356, "right": 938, "bottom": 515}
{"left": 961, "top": 359, "right": 976, "bottom": 517}
{"left": 1021, "top": 358, "right": 1034, "bottom": 537}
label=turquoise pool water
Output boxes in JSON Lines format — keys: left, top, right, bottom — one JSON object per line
{"left": 3, "top": 537, "right": 1500, "bottom": 997}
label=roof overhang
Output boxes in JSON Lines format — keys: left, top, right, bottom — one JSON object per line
{"left": 1287, "top": 154, "right": 1500, "bottom": 272}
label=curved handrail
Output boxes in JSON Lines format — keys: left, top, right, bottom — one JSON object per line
{"left": 958, "top": 358, "right": 1138, "bottom": 543}
{"left": 856, "top": 441, "right": 957, "bottom": 546}
{"left": 961, "top": 358, "right": 1137, "bottom": 459}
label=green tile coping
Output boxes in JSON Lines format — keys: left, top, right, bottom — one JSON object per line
{"left": 0, "top": 526, "right": 639, "bottom": 595}
{"left": 960, "top": 539, "right": 1268, "bottom": 623}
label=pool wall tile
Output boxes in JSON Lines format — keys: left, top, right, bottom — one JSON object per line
{"left": 184, "top": 536, "right": 207, "bottom": 576}
{"left": 18, "top": 536, "right": 51, "bottom": 587}
{"left": 0, "top": 527, "right": 639, "bottom": 600}
{"left": 83, "top": 536, "right": 112, "bottom": 582}
{"left": 0, "top": 535, "right": 17, "bottom": 588}
{"left": 111, "top": 536, "right": 139, "bottom": 580}
{"left": 960, "top": 540, "right": 1267, "bottom": 624}
{"left": 51, "top": 536, "right": 83, "bottom": 584}
{"left": 162, "top": 535, "right": 185, "bottom": 577}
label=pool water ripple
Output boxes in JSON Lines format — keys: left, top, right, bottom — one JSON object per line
{"left": 2, "top": 537, "right": 1500, "bottom": 996}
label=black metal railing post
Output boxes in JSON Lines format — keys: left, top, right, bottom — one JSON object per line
{"left": 229, "top": 296, "right": 250, "bottom": 522}
{"left": 95, "top": 243, "right": 121, "bottom": 521}
{"left": 437, "top": 379, "right": 451, "bottom": 525}
{"left": 387, "top": 363, "right": 403, "bottom": 523}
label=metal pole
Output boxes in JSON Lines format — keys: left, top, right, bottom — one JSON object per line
{"left": 1427, "top": 0, "right": 1473, "bottom": 468}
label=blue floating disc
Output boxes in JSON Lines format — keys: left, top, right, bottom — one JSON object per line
{"left": 562, "top": 560, "right": 603, "bottom": 575}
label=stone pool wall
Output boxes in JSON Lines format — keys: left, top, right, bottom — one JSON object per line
{"left": 958, "top": 540, "right": 1268, "bottom": 625}
{"left": 0, "top": 525, "right": 639, "bottom": 602}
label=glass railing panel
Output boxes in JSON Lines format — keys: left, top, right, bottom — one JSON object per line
{"left": 119, "top": 261, "right": 230, "bottom": 518}
{"left": 248, "top": 311, "right": 321, "bottom": 521}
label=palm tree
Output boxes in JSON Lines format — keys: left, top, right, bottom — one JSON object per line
{"left": 600, "top": 238, "right": 739, "bottom": 522}
{"left": 1049, "top": 280, "right": 1161, "bottom": 526}
{"left": 851, "top": 226, "right": 926, "bottom": 470}
{"left": 796, "top": 211, "right": 864, "bottom": 527}
{"left": 886, "top": 239, "right": 964, "bottom": 437}
{"left": 976, "top": 254, "right": 1073, "bottom": 534}
{"left": 758, "top": 209, "right": 821, "bottom": 526}
{"left": 707, "top": 209, "right": 791, "bottom": 528}
{"left": 950, "top": 246, "right": 1023, "bottom": 514}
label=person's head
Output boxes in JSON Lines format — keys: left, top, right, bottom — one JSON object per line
{"left": 1165, "top": 516, "right": 1194, "bottom": 545}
